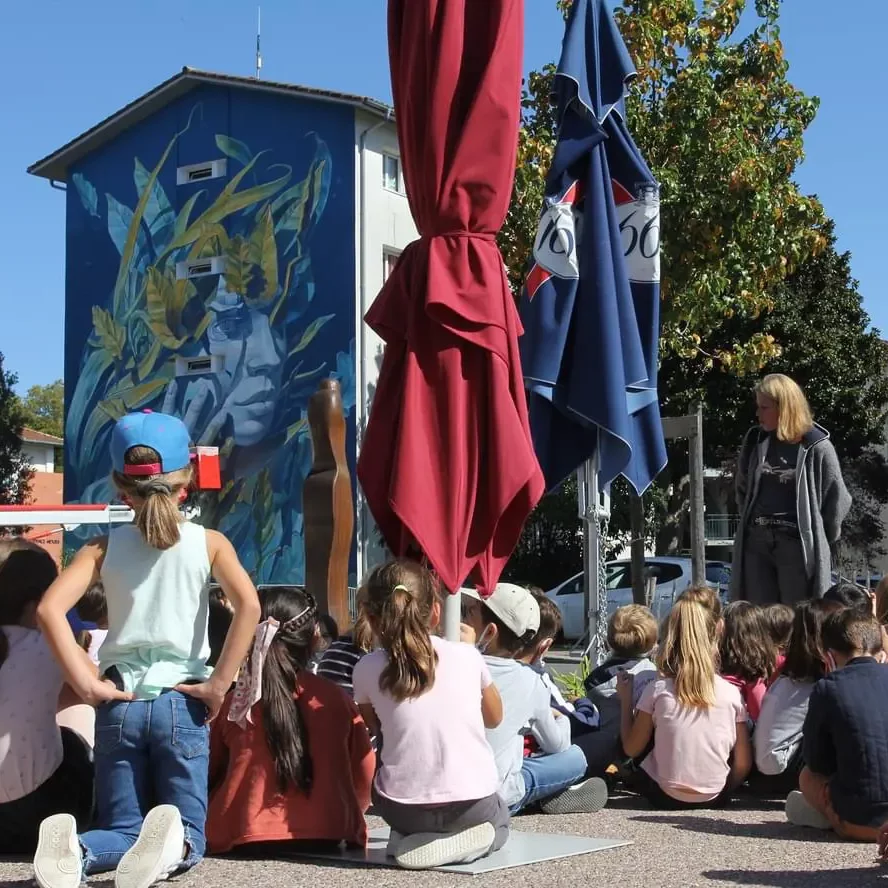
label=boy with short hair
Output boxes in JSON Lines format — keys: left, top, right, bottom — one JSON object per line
{"left": 585, "top": 604, "right": 659, "bottom": 709}
{"left": 786, "top": 608, "right": 888, "bottom": 839}
{"left": 461, "top": 584, "right": 607, "bottom": 815}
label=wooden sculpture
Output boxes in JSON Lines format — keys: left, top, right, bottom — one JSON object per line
{"left": 303, "top": 378, "right": 354, "bottom": 631}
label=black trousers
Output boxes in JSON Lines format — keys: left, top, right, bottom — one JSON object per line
{"left": 742, "top": 523, "right": 810, "bottom": 605}
{"left": 0, "top": 727, "right": 94, "bottom": 855}
{"left": 628, "top": 767, "right": 732, "bottom": 811}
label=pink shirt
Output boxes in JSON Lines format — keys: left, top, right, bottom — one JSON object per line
{"left": 353, "top": 635, "right": 498, "bottom": 805}
{"left": 638, "top": 675, "right": 747, "bottom": 802}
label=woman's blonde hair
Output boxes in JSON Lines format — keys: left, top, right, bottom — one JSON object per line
{"left": 361, "top": 559, "right": 437, "bottom": 702}
{"left": 755, "top": 374, "right": 814, "bottom": 443}
{"left": 657, "top": 597, "right": 719, "bottom": 709}
{"left": 112, "top": 445, "right": 192, "bottom": 550}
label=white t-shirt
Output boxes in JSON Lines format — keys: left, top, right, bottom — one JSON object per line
{"left": 0, "top": 627, "right": 65, "bottom": 803}
{"left": 753, "top": 675, "right": 814, "bottom": 775}
{"left": 485, "top": 657, "right": 572, "bottom": 806}
{"left": 353, "top": 635, "right": 498, "bottom": 805}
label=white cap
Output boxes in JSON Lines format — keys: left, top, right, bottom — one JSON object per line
{"left": 461, "top": 583, "right": 540, "bottom": 638}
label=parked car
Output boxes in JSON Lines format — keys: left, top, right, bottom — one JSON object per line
{"left": 546, "top": 557, "right": 732, "bottom": 641}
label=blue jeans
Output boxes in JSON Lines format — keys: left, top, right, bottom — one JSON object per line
{"left": 510, "top": 745, "right": 588, "bottom": 814}
{"left": 80, "top": 691, "right": 209, "bottom": 875}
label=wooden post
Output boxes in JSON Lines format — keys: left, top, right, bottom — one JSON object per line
{"left": 303, "top": 378, "right": 354, "bottom": 632}
{"left": 688, "top": 404, "right": 706, "bottom": 587}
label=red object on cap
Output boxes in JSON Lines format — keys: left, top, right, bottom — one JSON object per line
{"left": 123, "top": 463, "right": 163, "bottom": 476}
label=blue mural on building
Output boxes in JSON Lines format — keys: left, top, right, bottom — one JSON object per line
{"left": 63, "top": 87, "right": 356, "bottom": 583}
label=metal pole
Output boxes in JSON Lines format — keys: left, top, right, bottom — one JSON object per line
{"left": 689, "top": 403, "right": 706, "bottom": 586}
{"left": 579, "top": 452, "right": 604, "bottom": 665}
{"left": 442, "top": 588, "right": 462, "bottom": 642}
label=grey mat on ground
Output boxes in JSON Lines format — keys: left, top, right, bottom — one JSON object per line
{"left": 301, "top": 827, "right": 632, "bottom": 874}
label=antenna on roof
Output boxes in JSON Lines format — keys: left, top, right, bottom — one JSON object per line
{"left": 255, "top": 7, "right": 262, "bottom": 79}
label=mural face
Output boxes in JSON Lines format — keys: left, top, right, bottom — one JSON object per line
{"left": 65, "top": 102, "right": 356, "bottom": 583}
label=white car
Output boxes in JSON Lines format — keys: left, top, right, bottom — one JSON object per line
{"left": 546, "top": 557, "right": 732, "bottom": 641}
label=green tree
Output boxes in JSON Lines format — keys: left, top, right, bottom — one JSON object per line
{"left": 18, "top": 378, "right": 64, "bottom": 438}
{"left": 0, "top": 353, "right": 33, "bottom": 508}
{"left": 658, "top": 222, "right": 888, "bottom": 559}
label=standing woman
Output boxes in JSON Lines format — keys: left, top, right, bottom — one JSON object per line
{"left": 731, "top": 374, "right": 851, "bottom": 605}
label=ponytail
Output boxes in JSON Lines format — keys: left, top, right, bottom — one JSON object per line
{"left": 657, "top": 597, "right": 718, "bottom": 709}
{"left": 256, "top": 586, "right": 317, "bottom": 794}
{"left": 363, "top": 560, "right": 438, "bottom": 703}
{"left": 112, "top": 445, "right": 192, "bottom": 550}
{"left": 135, "top": 480, "right": 182, "bottom": 550}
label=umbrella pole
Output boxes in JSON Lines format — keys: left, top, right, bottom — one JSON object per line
{"left": 579, "top": 449, "right": 607, "bottom": 665}
{"left": 442, "top": 588, "right": 462, "bottom": 642}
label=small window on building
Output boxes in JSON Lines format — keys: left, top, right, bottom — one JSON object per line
{"left": 176, "top": 159, "right": 227, "bottom": 186}
{"left": 383, "top": 154, "right": 403, "bottom": 193}
{"left": 383, "top": 249, "right": 401, "bottom": 282}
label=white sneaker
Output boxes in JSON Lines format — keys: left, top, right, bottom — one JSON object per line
{"left": 540, "top": 777, "right": 609, "bottom": 815}
{"left": 785, "top": 791, "right": 832, "bottom": 830}
{"left": 34, "top": 813, "right": 83, "bottom": 888}
{"left": 394, "top": 822, "right": 496, "bottom": 869}
{"left": 115, "top": 805, "right": 186, "bottom": 888}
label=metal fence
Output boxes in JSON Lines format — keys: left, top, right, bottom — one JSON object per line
{"left": 704, "top": 514, "right": 740, "bottom": 543}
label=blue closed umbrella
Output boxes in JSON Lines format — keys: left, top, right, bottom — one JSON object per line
{"left": 520, "top": 0, "right": 666, "bottom": 495}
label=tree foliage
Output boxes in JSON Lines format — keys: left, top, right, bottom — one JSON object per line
{"left": 0, "top": 353, "right": 33, "bottom": 507}
{"left": 18, "top": 378, "right": 64, "bottom": 438}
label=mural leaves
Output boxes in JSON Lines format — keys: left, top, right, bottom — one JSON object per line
{"left": 248, "top": 205, "right": 278, "bottom": 305}
{"left": 72, "top": 173, "right": 99, "bottom": 217}
{"left": 133, "top": 158, "right": 175, "bottom": 253}
{"left": 144, "top": 267, "right": 194, "bottom": 349}
{"left": 224, "top": 236, "right": 253, "bottom": 297}
{"left": 288, "top": 314, "right": 334, "bottom": 357}
{"left": 92, "top": 306, "right": 126, "bottom": 360}
{"left": 106, "top": 194, "right": 149, "bottom": 266}
{"left": 252, "top": 469, "right": 276, "bottom": 575}
{"left": 161, "top": 152, "right": 291, "bottom": 257}
{"left": 215, "top": 134, "right": 253, "bottom": 168}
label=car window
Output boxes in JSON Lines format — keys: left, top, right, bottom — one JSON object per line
{"left": 606, "top": 565, "right": 632, "bottom": 589}
{"left": 557, "top": 576, "right": 582, "bottom": 596}
{"left": 647, "top": 562, "right": 683, "bottom": 584}
{"left": 706, "top": 564, "right": 731, "bottom": 586}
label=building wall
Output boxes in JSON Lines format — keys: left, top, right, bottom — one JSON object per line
{"left": 353, "top": 110, "right": 419, "bottom": 578}
{"left": 22, "top": 441, "right": 56, "bottom": 473}
{"left": 63, "top": 84, "right": 358, "bottom": 583}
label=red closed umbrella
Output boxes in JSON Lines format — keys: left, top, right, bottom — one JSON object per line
{"left": 357, "top": 0, "right": 544, "bottom": 594}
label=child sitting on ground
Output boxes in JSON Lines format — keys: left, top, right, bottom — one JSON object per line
{"left": 585, "top": 604, "right": 659, "bottom": 709}
{"left": 353, "top": 560, "right": 507, "bottom": 870}
{"left": 719, "top": 601, "right": 776, "bottom": 722}
{"left": 577, "top": 604, "right": 660, "bottom": 779}
{"left": 316, "top": 608, "right": 373, "bottom": 697}
{"left": 786, "top": 608, "right": 888, "bottom": 840}
{"left": 461, "top": 584, "right": 608, "bottom": 815}
{"left": 752, "top": 599, "right": 841, "bottom": 796}
{"left": 207, "top": 586, "right": 375, "bottom": 855}
{"left": 762, "top": 603, "right": 794, "bottom": 679}
{"left": 0, "top": 540, "right": 94, "bottom": 855}
{"left": 619, "top": 597, "right": 752, "bottom": 809}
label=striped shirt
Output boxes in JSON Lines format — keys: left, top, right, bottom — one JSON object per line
{"left": 316, "top": 639, "right": 365, "bottom": 696}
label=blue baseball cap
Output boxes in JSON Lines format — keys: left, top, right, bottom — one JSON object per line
{"left": 111, "top": 410, "right": 191, "bottom": 476}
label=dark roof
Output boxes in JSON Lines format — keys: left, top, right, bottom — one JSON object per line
{"left": 21, "top": 427, "right": 63, "bottom": 446}
{"left": 28, "top": 67, "right": 394, "bottom": 181}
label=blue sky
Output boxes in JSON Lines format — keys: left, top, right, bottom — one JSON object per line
{"left": 1, "top": 0, "right": 884, "bottom": 393}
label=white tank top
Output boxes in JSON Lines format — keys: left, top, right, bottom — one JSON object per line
{"left": 100, "top": 521, "right": 212, "bottom": 698}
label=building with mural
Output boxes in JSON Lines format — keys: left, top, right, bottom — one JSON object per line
{"left": 28, "top": 67, "right": 418, "bottom": 585}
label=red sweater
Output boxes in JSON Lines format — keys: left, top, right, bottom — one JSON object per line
{"left": 207, "top": 671, "right": 375, "bottom": 853}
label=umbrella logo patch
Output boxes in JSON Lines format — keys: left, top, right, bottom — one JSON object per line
{"left": 526, "top": 180, "right": 584, "bottom": 298}
{"left": 615, "top": 182, "right": 660, "bottom": 284}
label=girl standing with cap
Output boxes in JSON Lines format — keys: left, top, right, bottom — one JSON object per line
{"left": 32, "top": 410, "right": 260, "bottom": 888}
